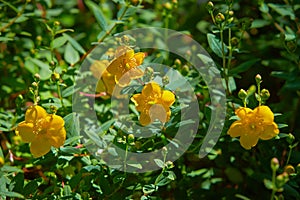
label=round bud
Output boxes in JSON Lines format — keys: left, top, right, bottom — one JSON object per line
{"left": 238, "top": 89, "right": 247, "bottom": 99}
{"left": 34, "top": 73, "right": 41, "bottom": 81}
{"left": 54, "top": 21, "right": 60, "bottom": 26}
{"left": 260, "top": 89, "right": 270, "bottom": 101}
{"left": 215, "top": 13, "right": 225, "bottom": 23}
{"left": 255, "top": 74, "right": 262, "bottom": 83}
{"left": 286, "top": 133, "right": 295, "bottom": 144}
{"left": 271, "top": 157, "right": 279, "bottom": 171}
{"left": 206, "top": 1, "right": 214, "bottom": 12}
{"left": 51, "top": 72, "right": 60, "bottom": 82}
{"left": 165, "top": 161, "right": 174, "bottom": 169}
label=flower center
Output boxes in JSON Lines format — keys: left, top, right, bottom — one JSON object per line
{"left": 33, "top": 116, "right": 51, "bottom": 135}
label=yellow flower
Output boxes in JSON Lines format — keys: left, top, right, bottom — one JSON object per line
{"left": 90, "top": 60, "right": 116, "bottom": 99}
{"left": 131, "top": 82, "right": 175, "bottom": 126}
{"left": 15, "top": 105, "right": 66, "bottom": 158}
{"left": 106, "top": 46, "right": 145, "bottom": 87}
{"left": 228, "top": 106, "right": 279, "bottom": 150}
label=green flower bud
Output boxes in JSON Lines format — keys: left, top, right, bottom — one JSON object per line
{"left": 165, "top": 161, "right": 174, "bottom": 169}
{"left": 215, "top": 13, "right": 225, "bottom": 23}
{"left": 32, "top": 82, "right": 38, "bottom": 88}
{"left": 271, "top": 157, "right": 279, "bottom": 171}
{"left": 286, "top": 133, "right": 295, "bottom": 144}
{"left": 163, "top": 2, "right": 172, "bottom": 10}
{"left": 127, "top": 134, "right": 135, "bottom": 145}
{"left": 51, "top": 72, "right": 60, "bottom": 82}
{"left": 162, "top": 147, "right": 168, "bottom": 156}
{"left": 162, "top": 75, "right": 169, "bottom": 86}
{"left": 255, "top": 74, "right": 262, "bottom": 83}
{"left": 206, "top": 1, "right": 214, "bottom": 12}
{"left": 34, "top": 73, "right": 40, "bottom": 81}
{"left": 238, "top": 89, "right": 247, "bottom": 100}
{"left": 260, "top": 89, "right": 270, "bottom": 101}
{"left": 50, "top": 105, "right": 58, "bottom": 114}
{"left": 174, "top": 59, "right": 181, "bottom": 67}
{"left": 230, "top": 37, "right": 239, "bottom": 47}
{"left": 54, "top": 21, "right": 60, "bottom": 27}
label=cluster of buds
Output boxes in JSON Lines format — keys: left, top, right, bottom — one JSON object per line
{"left": 206, "top": 1, "right": 235, "bottom": 25}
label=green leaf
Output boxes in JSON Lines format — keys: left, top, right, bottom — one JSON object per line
{"left": 28, "top": 58, "right": 51, "bottom": 80}
{"left": 63, "top": 33, "right": 86, "bottom": 54}
{"left": 250, "top": 19, "right": 271, "bottom": 29}
{"left": 187, "top": 168, "right": 208, "bottom": 177}
{"left": 207, "top": 33, "right": 228, "bottom": 58}
{"left": 117, "top": 5, "right": 137, "bottom": 21}
{"left": 142, "top": 184, "right": 157, "bottom": 194}
{"left": 0, "top": 191, "right": 24, "bottom": 199}
{"left": 229, "top": 58, "right": 260, "bottom": 75}
{"left": 60, "top": 147, "right": 81, "bottom": 155}
{"left": 268, "top": 3, "right": 295, "bottom": 20}
{"left": 154, "top": 159, "right": 164, "bottom": 168}
{"left": 23, "top": 180, "right": 39, "bottom": 196}
{"left": 64, "top": 42, "right": 80, "bottom": 65}
{"left": 155, "top": 171, "right": 176, "bottom": 186}
{"left": 263, "top": 179, "right": 274, "bottom": 190}
{"left": 51, "top": 36, "right": 68, "bottom": 49}
{"left": 85, "top": 0, "right": 108, "bottom": 30}
{"left": 1, "top": 165, "right": 23, "bottom": 173}
{"left": 64, "top": 113, "right": 80, "bottom": 138}
{"left": 127, "top": 162, "right": 142, "bottom": 169}
{"left": 62, "top": 85, "right": 80, "bottom": 98}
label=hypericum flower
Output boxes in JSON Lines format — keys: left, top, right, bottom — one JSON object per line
{"left": 90, "top": 60, "right": 116, "bottom": 99}
{"left": 107, "top": 46, "right": 145, "bottom": 87}
{"left": 15, "top": 105, "right": 66, "bottom": 157}
{"left": 131, "top": 82, "right": 175, "bottom": 126}
{"left": 228, "top": 106, "right": 279, "bottom": 150}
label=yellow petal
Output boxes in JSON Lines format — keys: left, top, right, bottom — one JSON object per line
{"left": 47, "top": 127, "right": 66, "bottom": 148}
{"left": 161, "top": 90, "right": 175, "bottom": 107}
{"left": 239, "top": 132, "right": 259, "bottom": 150}
{"left": 106, "top": 59, "right": 123, "bottom": 77}
{"left": 25, "top": 105, "right": 48, "bottom": 123}
{"left": 117, "top": 72, "right": 132, "bottom": 87}
{"left": 142, "top": 82, "right": 161, "bottom": 97}
{"left": 253, "top": 106, "right": 274, "bottom": 123}
{"left": 235, "top": 107, "right": 253, "bottom": 120}
{"left": 90, "top": 60, "right": 109, "bottom": 79}
{"left": 129, "top": 68, "right": 144, "bottom": 79}
{"left": 30, "top": 136, "right": 52, "bottom": 158}
{"left": 133, "top": 52, "right": 145, "bottom": 66}
{"left": 149, "top": 104, "right": 167, "bottom": 123}
{"left": 95, "top": 79, "right": 107, "bottom": 93}
{"left": 139, "top": 112, "right": 151, "bottom": 126}
{"left": 102, "top": 72, "right": 116, "bottom": 95}
{"left": 15, "top": 122, "right": 35, "bottom": 143}
{"left": 259, "top": 123, "right": 279, "bottom": 140}
{"left": 48, "top": 114, "right": 65, "bottom": 128}
{"left": 228, "top": 121, "right": 243, "bottom": 138}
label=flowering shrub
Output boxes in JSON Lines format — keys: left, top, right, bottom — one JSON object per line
{"left": 0, "top": 0, "right": 299, "bottom": 199}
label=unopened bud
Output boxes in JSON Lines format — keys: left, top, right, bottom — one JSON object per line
{"left": 162, "top": 76, "right": 169, "bottom": 85}
{"left": 182, "top": 65, "right": 189, "bottom": 76}
{"left": 230, "top": 37, "right": 239, "bottom": 46}
{"left": 32, "top": 82, "right": 38, "bottom": 88}
{"left": 162, "top": 147, "right": 168, "bottom": 156}
{"left": 165, "top": 161, "right": 174, "bottom": 169}
{"left": 127, "top": 134, "right": 135, "bottom": 145}
{"left": 163, "top": 2, "right": 172, "bottom": 10}
{"left": 260, "top": 89, "right": 270, "bottom": 101}
{"left": 36, "top": 35, "right": 42, "bottom": 42}
{"left": 238, "top": 89, "right": 247, "bottom": 100}
{"left": 286, "top": 133, "right": 295, "bottom": 144}
{"left": 271, "top": 157, "right": 279, "bottom": 171}
{"left": 0, "top": 157, "right": 4, "bottom": 167}
{"left": 51, "top": 72, "right": 60, "bottom": 82}
{"left": 34, "top": 73, "right": 40, "bottom": 81}
{"left": 296, "top": 163, "right": 300, "bottom": 174}
{"left": 255, "top": 74, "right": 262, "bottom": 83}
{"left": 284, "top": 165, "right": 295, "bottom": 175}
{"left": 174, "top": 59, "right": 181, "bottom": 67}
{"left": 228, "top": 10, "right": 234, "bottom": 16}
{"left": 206, "top": 1, "right": 214, "bottom": 12}
{"left": 50, "top": 105, "right": 57, "bottom": 114}
{"left": 54, "top": 21, "right": 60, "bottom": 27}
{"left": 215, "top": 13, "right": 225, "bottom": 23}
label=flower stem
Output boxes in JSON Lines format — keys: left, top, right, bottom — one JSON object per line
{"left": 270, "top": 167, "right": 277, "bottom": 200}
{"left": 285, "top": 145, "right": 293, "bottom": 166}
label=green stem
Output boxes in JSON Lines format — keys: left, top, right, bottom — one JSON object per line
{"left": 220, "top": 28, "right": 230, "bottom": 95}
{"left": 285, "top": 145, "right": 293, "bottom": 166}
{"left": 56, "top": 82, "right": 66, "bottom": 112}
{"left": 270, "top": 168, "right": 277, "bottom": 200}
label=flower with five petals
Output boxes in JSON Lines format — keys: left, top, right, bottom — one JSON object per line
{"left": 106, "top": 46, "right": 145, "bottom": 87}
{"left": 15, "top": 105, "right": 66, "bottom": 157}
{"left": 131, "top": 82, "right": 175, "bottom": 126}
{"left": 228, "top": 106, "right": 279, "bottom": 150}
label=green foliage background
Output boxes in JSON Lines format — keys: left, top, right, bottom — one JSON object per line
{"left": 0, "top": 0, "right": 300, "bottom": 199}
